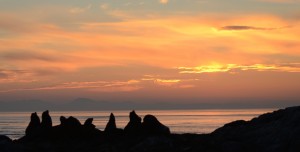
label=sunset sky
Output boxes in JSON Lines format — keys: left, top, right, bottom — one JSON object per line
{"left": 0, "top": 0, "right": 300, "bottom": 107}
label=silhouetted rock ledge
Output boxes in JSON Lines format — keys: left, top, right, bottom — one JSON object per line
{"left": 1, "top": 106, "right": 300, "bottom": 152}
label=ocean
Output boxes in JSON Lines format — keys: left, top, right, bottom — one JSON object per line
{"left": 0, "top": 109, "right": 274, "bottom": 139}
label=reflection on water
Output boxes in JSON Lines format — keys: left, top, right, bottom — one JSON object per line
{"left": 0, "top": 109, "right": 274, "bottom": 139}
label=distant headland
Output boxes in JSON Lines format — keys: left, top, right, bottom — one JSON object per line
{"left": 0, "top": 98, "right": 292, "bottom": 111}
{"left": 0, "top": 106, "right": 300, "bottom": 152}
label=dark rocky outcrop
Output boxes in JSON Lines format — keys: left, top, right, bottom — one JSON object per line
{"left": 0, "top": 135, "right": 16, "bottom": 152}
{"left": 53, "top": 116, "right": 103, "bottom": 142}
{"left": 60, "top": 116, "right": 67, "bottom": 125}
{"left": 0, "top": 135, "right": 12, "bottom": 144}
{"left": 62, "top": 116, "right": 82, "bottom": 127}
{"left": 212, "top": 106, "right": 300, "bottom": 152}
{"left": 105, "top": 113, "right": 117, "bottom": 132}
{"left": 84, "top": 118, "right": 95, "bottom": 128}
{"left": 124, "top": 110, "right": 142, "bottom": 135}
{"left": 104, "top": 113, "right": 124, "bottom": 136}
{"left": 25, "top": 112, "right": 41, "bottom": 136}
{"left": 1, "top": 106, "right": 300, "bottom": 152}
{"left": 41, "top": 110, "right": 52, "bottom": 129}
{"left": 142, "top": 115, "right": 170, "bottom": 135}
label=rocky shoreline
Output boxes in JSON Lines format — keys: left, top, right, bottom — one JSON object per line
{"left": 1, "top": 106, "right": 300, "bottom": 152}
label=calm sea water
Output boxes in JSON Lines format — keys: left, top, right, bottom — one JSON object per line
{"left": 0, "top": 109, "right": 274, "bottom": 139}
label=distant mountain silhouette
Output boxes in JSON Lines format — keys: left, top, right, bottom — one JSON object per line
{"left": 0, "top": 98, "right": 296, "bottom": 111}
{"left": 0, "top": 100, "right": 54, "bottom": 111}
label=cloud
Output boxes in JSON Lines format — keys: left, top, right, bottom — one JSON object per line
{"left": 0, "top": 14, "right": 299, "bottom": 91}
{"left": 0, "top": 15, "right": 35, "bottom": 33}
{"left": 219, "top": 25, "right": 281, "bottom": 31}
{"left": 0, "top": 69, "right": 35, "bottom": 83}
{"left": 257, "top": 0, "right": 300, "bottom": 3}
{"left": 1, "top": 51, "right": 60, "bottom": 62}
{"left": 100, "top": 3, "right": 109, "bottom": 10}
{"left": 0, "top": 80, "right": 141, "bottom": 93}
{"left": 69, "top": 4, "right": 92, "bottom": 14}
{"left": 159, "top": 0, "right": 169, "bottom": 4}
{"left": 177, "top": 63, "right": 300, "bottom": 74}
{"left": 144, "top": 78, "right": 181, "bottom": 86}
{"left": 141, "top": 75, "right": 197, "bottom": 88}
{"left": 276, "top": 63, "right": 300, "bottom": 72}
{"left": 0, "top": 67, "right": 71, "bottom": 84}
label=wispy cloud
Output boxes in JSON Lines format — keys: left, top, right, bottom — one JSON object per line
{"left": 0, "top": 80, "right": 141, "bottom": 93}
{"left": 141, "top": 75, "right": 197, "bottom": 88}
{"left": 69, "top": 4, "right": 92, "bottom": 14}
{"left": 177, "top": 63, "right": 300, "bottom": 74}
{"left": 0, "top": 69, "right": 36, "bottom": 83}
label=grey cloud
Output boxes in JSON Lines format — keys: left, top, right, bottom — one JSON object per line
{"left": 34, "top": 68, "right": 66, "bottom": 76}
{"left": 220, "top": 25, "right": 279, "bottom": 31}
{"left": 1, "top": 51, "right": 60, "bottom": 62}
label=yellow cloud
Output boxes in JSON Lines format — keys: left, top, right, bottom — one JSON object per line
{"left": 159, "top": 0, "right": 169, "bottom": 4}
{"left": 178, "top": 63, "right": 300, "bottom": 74}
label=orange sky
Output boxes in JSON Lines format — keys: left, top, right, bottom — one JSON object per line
{"left": 0, "top": 0, "right": 300, "bottom": 107}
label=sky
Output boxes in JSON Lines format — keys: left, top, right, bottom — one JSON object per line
{"left": 0, "top": 0, "right": 300, "bottom": 108}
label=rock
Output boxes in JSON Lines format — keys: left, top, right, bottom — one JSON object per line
{"left": 130, "top": 136, "right": 174, "bottom": 152}
{"left": 0, "top": 135, "right": 14, "bottom": 152}
{"left": 105, "top": 113, "right": 117, "bottom": 132}
{"left": 124, "top": 110, "right": 142, "bottom": 135}
{"left": 65, "top": 116, "right": 82, "bottom": 127}
{"left": 84, "top": 118, "right": 95, "bottom": 128}
{"left": 60, "top": 116, "right": 67, "bottom": 125}
{"left": 84, "top": 118, "right": 93, "bottom": 126}
{"left": 41, "top": 110, "right": 52, "bottom": 129}
{"left": 0, "top": 135, "right": 12, "bottom": 144}
{"left": 59, "top": 116, "right": 81, "bottom": 127}
{"left": 104, "top": 113, "right": 124, "bottom": 135}
{"left": 212, "top": 106, "right": 300, "bottom": 152}
{"left": 25, "top": 112, "right": 41, "bottom": 136}
{"left": 8, "top": 106, "right": 300, "bottom": 152}
{"left": 212, "top": 120, "right": 247, "bottom": 139}
{"left": 142, "top": 115, "right": 170, "bottom": 135}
